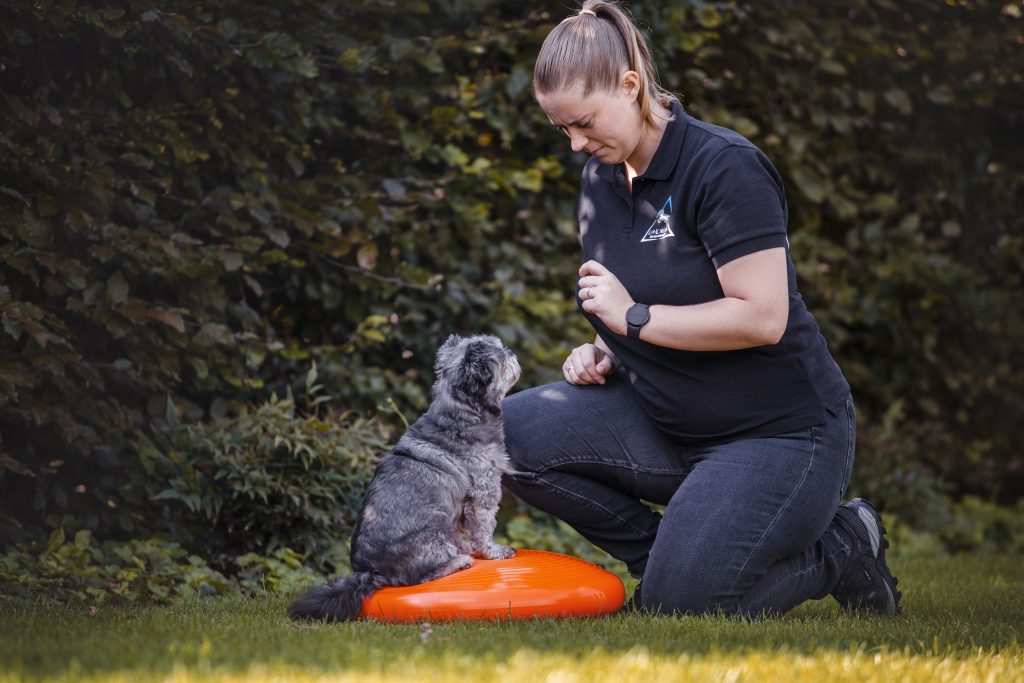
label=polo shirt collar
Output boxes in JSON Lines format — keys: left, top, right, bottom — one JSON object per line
{"left": 595, "top": 99, "right": 689, "bottom": 184}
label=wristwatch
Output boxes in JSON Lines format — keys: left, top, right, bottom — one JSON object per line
{"left": 625, "top": 303, "right": 650, "bottom": 339}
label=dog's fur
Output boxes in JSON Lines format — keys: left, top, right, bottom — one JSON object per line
{"left": 288, "top": 334, "right": 521, "bottom": 622}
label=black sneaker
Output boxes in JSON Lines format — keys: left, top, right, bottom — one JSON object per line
{"left": 831, "top": 498, "right": 902, "bottom": 615}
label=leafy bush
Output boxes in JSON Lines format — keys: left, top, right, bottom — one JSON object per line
{"left": 887, "top": 495, "right": 1024, "bottom": 559}
{"left": 0, "top": 529, "right": 231, "bottom": 603}
{"left": 0, "top": 529, "right": 320, "bottom": 604}
{"left": 235, "top": 548, "right": 323, "bottom": 597}
{"left": 846, "top": 400, "right": 953, "bottom": 526}
{"left": 1, "top": 0, "right": 1022, "bottom": 550}
{"left": 0, "top": 0, "right": 584, "bottom": 544}
{"left": 929, "top": 496, "right": 1024, "bottom": 556}
{"left": 140, "top": 368, "right": 391, "bottom": 572}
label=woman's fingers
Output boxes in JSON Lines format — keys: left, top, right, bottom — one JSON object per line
{"left": 579, "top": 260, "right": 610, "bottom": 277}
{"left": 564, "top": 345, "right": 610, "bottom": 385}
{"left": 575, "top": 347, "right": 603, "bottom": 384}
{"left": 562, "top": 357, "right": 576, "bottom": 383}
{"left": 563, "top": 352, "right": 589, "bottom": 384}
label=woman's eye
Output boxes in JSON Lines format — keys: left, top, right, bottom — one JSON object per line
{"left": 555, "top": 120, "right": 592, "bottom": 136}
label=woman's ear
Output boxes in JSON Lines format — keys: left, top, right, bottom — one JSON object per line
{"left": 619, "top": 70, "right": 641, "bottom": 103}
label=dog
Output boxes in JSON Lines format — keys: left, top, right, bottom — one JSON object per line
{"left": 288, "top": 333, "right": 521, "bottom": 622}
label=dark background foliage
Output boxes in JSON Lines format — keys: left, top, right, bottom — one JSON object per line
{"left": 1, "top": 0, "right": 1022, "bottom": 565}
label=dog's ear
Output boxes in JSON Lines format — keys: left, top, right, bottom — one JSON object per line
{"left": 452, "top": 340, "right": 495, "bottom": 405}
{"left": 440, "top": 333, "right": 463, "bottom": 352}
{"left": 434, "top": 333, "right": 465, "bottom": 375}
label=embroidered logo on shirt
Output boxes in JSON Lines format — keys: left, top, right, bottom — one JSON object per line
{"left": 641, "top": 196, "right": 675, "bottom": 242}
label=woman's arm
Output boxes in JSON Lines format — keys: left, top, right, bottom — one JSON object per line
{"left": 577, "top": 247, "right": 790, "bottom": 352}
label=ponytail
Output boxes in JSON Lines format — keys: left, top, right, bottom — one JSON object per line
{"left": 533, "top": 1, "right": 677, "bottom": 128}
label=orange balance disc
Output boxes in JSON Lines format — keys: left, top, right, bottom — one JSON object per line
{"left": 359, "top": 549, "right": 625, "bottom": 622}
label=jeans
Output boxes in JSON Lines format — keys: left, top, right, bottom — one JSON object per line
{"left": 501, "top": 370, "right": 856, "bottom": 616}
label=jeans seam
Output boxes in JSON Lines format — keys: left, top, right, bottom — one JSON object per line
{"left": 841, "top": 399, "right": 855, "bottom": 498}
{"left": 529, "top": 473, "right": 657, "bottom": 539}
{"left": 532, "top": 458, "right": 691, "bottom": 478}
{"left": 727, "top": 428, "right": 818, "bottom": 598}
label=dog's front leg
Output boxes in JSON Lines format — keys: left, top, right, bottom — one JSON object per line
{"left": 449, "top": 527, "right": 473, "bottom": 556}
{"left": 462, "top": 483, "right": 516, "bottom": 560}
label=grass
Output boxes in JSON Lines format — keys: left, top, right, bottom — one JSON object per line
{"left": 1, "top": 551, "right": 1022, "bottom": 683}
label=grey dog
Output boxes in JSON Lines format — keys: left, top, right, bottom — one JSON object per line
{"left": 289, "top": 333, "right": 521, "bottom": 622}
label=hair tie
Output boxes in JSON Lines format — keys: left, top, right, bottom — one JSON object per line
{"left": 579, "top": 8, "right": 597, "bottom": 17}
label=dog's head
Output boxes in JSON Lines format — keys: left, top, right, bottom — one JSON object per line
{"left": 432, "top": 333, "right": 520, "bottom": 416}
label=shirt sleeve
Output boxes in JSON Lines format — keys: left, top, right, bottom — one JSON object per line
{"left": 695, "top": 145, "right": 790, "bottom": 268}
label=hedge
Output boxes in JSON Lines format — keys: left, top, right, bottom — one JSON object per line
{"left": 1, "top": 0, "right": 1021, "bottom": 548}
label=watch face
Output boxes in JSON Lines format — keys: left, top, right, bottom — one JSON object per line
{"left": 627, "top": 304, "right": 650, "bottom": 326}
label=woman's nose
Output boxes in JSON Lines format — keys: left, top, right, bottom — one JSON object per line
{"left": 568, "top": 129, "right": 588, "bottom": 153}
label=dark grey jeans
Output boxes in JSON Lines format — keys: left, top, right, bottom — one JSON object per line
{"left": 501, "top": 371, "right": 856, "bottom": 616}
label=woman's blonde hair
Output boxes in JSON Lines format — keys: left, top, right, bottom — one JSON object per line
{"left": 533, "top": 0, "right": 676, "bottom": 128}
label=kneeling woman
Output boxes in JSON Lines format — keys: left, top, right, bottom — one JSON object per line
{"left": 502, "top": 0, "right": 900, "bottom": 617}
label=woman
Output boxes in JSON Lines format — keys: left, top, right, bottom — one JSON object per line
{"left": 501, "top": 0, "right": 901, "bottom": 616}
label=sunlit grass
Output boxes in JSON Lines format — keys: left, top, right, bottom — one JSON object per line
{"left": 2, "top": 552, "right": 1021, "bottom": 682}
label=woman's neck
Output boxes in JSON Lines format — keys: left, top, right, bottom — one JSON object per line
{"left": 624, "top": 102, "right": 672, "bottom": 185}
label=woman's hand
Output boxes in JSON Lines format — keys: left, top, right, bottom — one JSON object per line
{"left": 578, "top": 260, "right": 634, "bottom": 335}
{"left": 563, "top": 343, "right": 616, "bottom": 385}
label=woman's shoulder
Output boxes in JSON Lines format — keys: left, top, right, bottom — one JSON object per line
{"left": 677, "top": 112, "right": 781, "bottom": 187}
{"left": 682, "top": 111, "right": 760, "bottom": 153}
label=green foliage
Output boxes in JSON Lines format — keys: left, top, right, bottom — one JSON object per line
{"left": 919, "top": 496, "right": 1024, "bottom": 556}
{"left": 0, "top": 0, "right": 585, "bottom": 543}
{"left": 235, "top": 548, "right": 322, "bottom": 597}
{"left": 140, "top": 371, "right": 390, "bottom": 572}
{"left": 846, "top": 399, "right": 954, "bottom": 524}
{"left": 0, "top": 529, "right": 231, "bottom": 604}
{"left": 0, "top": 529, "right": 319, "bottom": 605}
{"left": 0, "top": 0, "right": 1022, "bottom": 552}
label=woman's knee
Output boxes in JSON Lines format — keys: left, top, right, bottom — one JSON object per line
{"left": 502, "top": 394, "right": 538, "bottom": 472}
{"left": 501, "top": 384, "right": 570, "bottom": 471}
{"left": 640, "top": 559, "right": 741, "bottom": 616}
{"left": 639, "top": 584, "right": 739, "bottom": 616}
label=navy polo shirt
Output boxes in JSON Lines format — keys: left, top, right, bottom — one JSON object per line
{"left": 577, "top": 100, "right": 850, "bottom": 445}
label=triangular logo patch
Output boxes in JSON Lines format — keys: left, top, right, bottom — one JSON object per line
{"left": 641, "top": 196, "right": 675, "bottom": 242}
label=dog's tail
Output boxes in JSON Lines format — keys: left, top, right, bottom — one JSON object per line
{"left": 288, "top": 572, "right": 387, "bottom": 622}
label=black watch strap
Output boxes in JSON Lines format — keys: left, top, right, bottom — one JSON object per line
{"left": 626, "top": 303, "right": 650, "bottom": 339}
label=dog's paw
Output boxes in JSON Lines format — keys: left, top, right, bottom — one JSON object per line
{"left": 480, "top": 543, "right": 516, "bottom": 560}
{"left": 450, "top": 554, "right": 475, "bottom": 572}
{"left": 425, "top": 554, "right": 475, "bottom": 582}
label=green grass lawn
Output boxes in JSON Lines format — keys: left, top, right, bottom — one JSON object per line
{"left": 2, "top": 551, "right": 1022, "bottom": 683}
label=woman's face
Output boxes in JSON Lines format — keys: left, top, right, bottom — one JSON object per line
{"left": 535, "top": 73, "right": 643, "bottom": 165}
